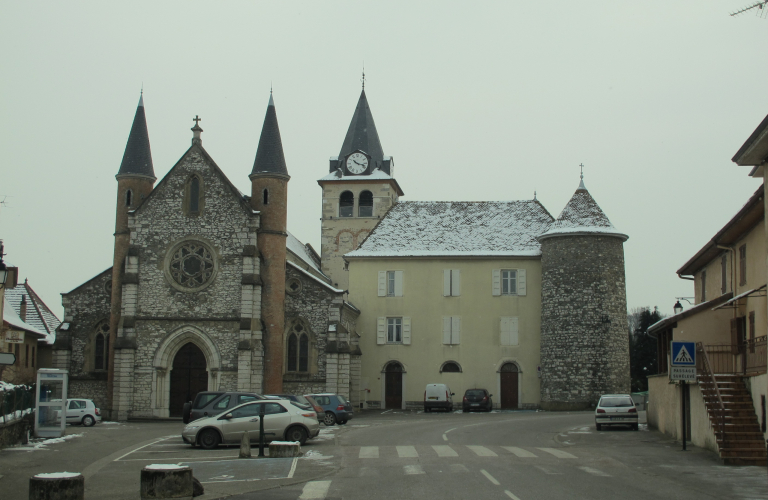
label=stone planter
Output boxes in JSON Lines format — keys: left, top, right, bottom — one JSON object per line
{"left": 140, "top": 465, "right": 193, "bottom": 500}
{"left": 29, "top": 472, "right": 84, "bottom": 500}
{"left": 268, "top": 441, "right": 301, "bottom": 457}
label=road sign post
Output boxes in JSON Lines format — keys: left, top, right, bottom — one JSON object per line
{"left": 671, "top": 341, "right": 697, "bottom": 452}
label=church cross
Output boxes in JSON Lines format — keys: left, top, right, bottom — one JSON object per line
{"left": 193, "top": 115, "right": 201, "bottom": 126}
{"left": 579, "top": 163, "right": 584, "bottom": 179}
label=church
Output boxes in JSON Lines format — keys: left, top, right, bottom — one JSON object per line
{"left": 55, "top": 87, "right": 630, "bottom": 419}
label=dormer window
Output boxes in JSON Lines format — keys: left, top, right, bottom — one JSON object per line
{"left": 359, "top": 190, "right": 373, "bottom": 217}
{"left": 184, "top": 175, "right": 204, "bottom": 215}
{"left": 339, "top": 191, "right": 354, "bottom": 217}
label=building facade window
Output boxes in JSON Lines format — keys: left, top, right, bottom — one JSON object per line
{"left": 388, "top": 318, "right": 402, "bottom": 343}
{"left": 31, "top": 346, "right": 35, "bottom": 368}
{"left": 358, "top": 190, "right": 373, "bottom": 217}
{"left": 749, "top": 311, "right": 756, "bottom": 353}
{"left": 95, "top": 322, "right": 110, "bottom": 370}
{"left": 377, "top": 316, "right": 411, "bottom": 345}
{"left": 166, "top": 239, "right": 217, "bottom": 291}
{"left": 442, "top": 317, "right": 461, "bottom": 345}
{"left": 502, "top": 270, "right": 517, "bottom": 295}
{"left": 500, "top": 316, "right": 519, "bottom": 346}
{"left": 701, "top": 269, "right": 706, "bottom": 302}
{"left": 263, "top": 188, "right": 269, "bottom": 205}
{"left": 184, "top": 175, "right": 204, "bottom": 215}
{"left": 285, "top": 321, "right": 314, "bottom": 373}
{"left": 126, "top": 189, "right": 133, "bottom": 207}
{"left": 721, "top": 254, "right": 727, "bottom": 294}
{"left": 339, "top": 191, "right": 354, "bottom": 217}
{"left": 739, "top": 244, "right": 747, "bottom": 286}
{"left": 378, "top": 270, "right": 403, "bottom": 297}
{"left": 440, "top": 361, "right": 461, "bottom": 373}
{"left": 25, "top": 344, "right": 29, "bottom": 368}
{"left": 492, "top": 269, "right": 527, "bottom": 296}
{"left": 443, "top": 269, "right": 461, "bottom": 296}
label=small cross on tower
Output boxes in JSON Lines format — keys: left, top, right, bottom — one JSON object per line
{"left": 193, "top": 115, "right": 201, "bottom": 126}
{"left": 191, "top": 115, "right": 203, "bottom": 145}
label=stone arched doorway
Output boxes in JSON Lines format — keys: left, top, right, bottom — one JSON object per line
{"left": 500, "top": 363, "right": 519, "bottom": 409}
{"left": 384, "top": 362, "right": 404, "bottom": 409}
{"left": 168, "top": 342, "right": 208, "bottom": 417}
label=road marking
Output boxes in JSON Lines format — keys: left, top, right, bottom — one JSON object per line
{"left": 468, "top": 445, "right": 497, "bottom": 457}
{"left": 579, "top": 466, "right": 611, "bottom": 477}
{"left": 359, "top": 446, "right": 379, "bottom": 458}
{"left": 432, "top": 445, "right": 458, "bottom": 457}
{"left": 534, "top": 465, "right": 563, "bottom": 475}
{"left": 480, "top": 469, "right": 500, "bottom": 485}
{"left": 505, "top": 490, "right": 522, "bottom": 500}
{"left": 117, "top": 456, "right": 239, "bottom": 462}
{"left": 443, "top": 427, "right": 456, "bottom": 441}
{"left": 449, "top": 464, "right": 469, "bottom": 473}
{"left": 397, "top": 446, "right": 418, "bottom": 458}
{"left": 404, "top": 464, "right": 425, "bottom": 475}
{"left": 299, "top": 480, "right": 331, "bottom": 499}
{"left": 114, "top": 437, "right": 173, "bottom": 461}
{"left": 537, "top": 448, "right": 577, "bottom": 459}
{"left": 502, "top": 447, "right": 537, "bottom": 458}
{"left": 288, "top": 457, "right": 298, "bottom": 478}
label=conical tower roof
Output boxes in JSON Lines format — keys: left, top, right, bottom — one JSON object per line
{"left": 116, "top": 93, "right": 155, "bottom": 179}
{"left": 538, "top": 178, "right": 627, "bottom": 241}
{"left": 338, "top": 89, "right": 384, "bottom": 166}
{"left": 251, "top": 93, "right": 289, "bottom": 178}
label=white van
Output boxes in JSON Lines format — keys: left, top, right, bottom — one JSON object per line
{"left": 424, "top": 384, "right": 454, "bottom": 412}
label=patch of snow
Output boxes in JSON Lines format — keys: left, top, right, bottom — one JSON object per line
{"left": 34, "top": 472, "right": 81, "bottom": 478}
{"left": 312, "top": 427, "right": 338, "bottom": 442}
{"left": 33, "top": 433, "right": 84, "bottom": 449}
{"left": 2, "top": 407, "right": 33, "bottom": 422}
{"left": 270, "top": 441, "right": 299, "bottom": 445}
{"left": 145, "top": 464, "right": 188, "bottom": 470}
{"left": 286, "top": 261, "right": 343, "bottom": 293}
{"left": 100, "top": 421, "right": 122, "bottom": 425}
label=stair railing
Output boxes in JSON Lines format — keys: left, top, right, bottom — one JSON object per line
{"left": 697, "top": 342, "right": 727, "bottom": 450}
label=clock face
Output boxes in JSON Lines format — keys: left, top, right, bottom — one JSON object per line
{"left": 346, "top": 152, "right": 369, "bottom": 174}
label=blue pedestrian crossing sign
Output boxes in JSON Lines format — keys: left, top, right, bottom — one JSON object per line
{"left": 671, "top": 341, "right": 696, "bottom": 366}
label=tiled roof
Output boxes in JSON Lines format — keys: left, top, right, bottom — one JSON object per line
{"left": 347, "top": 200, "right": 554, "bottom": 257}
{"left": 538, "top": 182, "right": 627, "bottom": 241}
{"left": 4, "top": 280, "right": 60, "bottom": 344}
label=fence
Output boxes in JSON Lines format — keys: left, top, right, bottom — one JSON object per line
{"left": 1, "top": 385, "right": 35, "bottom": 425}
{"left": 705, "top": 336, "right": 767, "bottom": 375}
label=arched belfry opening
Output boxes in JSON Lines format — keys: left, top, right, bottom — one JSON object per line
{"left": 169, "top": 342, "right": 208, "bottom": 417}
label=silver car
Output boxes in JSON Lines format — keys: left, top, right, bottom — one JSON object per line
{"left": 595, "top": 394, "right": 638, "bottom": 431}
{"left": 181, "top": 399, "right": 320, "bottom": 448}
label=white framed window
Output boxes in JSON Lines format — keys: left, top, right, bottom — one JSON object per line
{"left": 492, "top": 269, "right": 526, "bottom": 296}
{"left": 442, "top": 316, "right": 461, "bottom": 345}
{"left": 378, "top": 270, "right": 404, "bottom": 297}
{"left": 500, "top": 316, "right": 519, "bottom": 346}
{"left": 443, "top": 269, "right": 461, "bottom": 297}
{"left": 377, "top": 317, "right": 411, "bottom": 345}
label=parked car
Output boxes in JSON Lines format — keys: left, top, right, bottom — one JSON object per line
{"left": 267, "top": 394, "right": 313, "bottom": 410}
{"left": 595, "top": 394, "right": 638, "bottom": 431}
{"left": 181, "top": 399, "right": 319, "bottom": 448}
{"left": 306, "top": 393, "right": 354, "bottom": 426}
{"left": 303, "top": 395, "right": 326, "bottom": 424}
{"left": 65, "top": 399, "right": 101, "bottom": 426}
{"left": 462, "top": 389, "right": 492, "bottom": 412}
{"left": 183, "top": 391, "right": 265, "bottom": 424}
{"left": 424, "top": 384, "right": 454, "bottom": 412}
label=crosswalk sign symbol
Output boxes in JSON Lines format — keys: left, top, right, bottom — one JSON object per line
{"left": 671, "top": 341, "right": 696, "bottom": 366}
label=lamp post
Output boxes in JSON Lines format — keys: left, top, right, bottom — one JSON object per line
{"left": 673, "top": 300, "right": 683, "bottom": 315}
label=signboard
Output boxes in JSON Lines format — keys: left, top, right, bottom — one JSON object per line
{"left": 5, "top": 331, "right": 24, "bottom": 344}
{"left": 0, "top": 353, "right": 16, "bottom": 365}
{"left": 671, "top": 341, "right": 696, "bottom": 366}
{"left": 670, "top": 366, "right": 696, "bottom": 382}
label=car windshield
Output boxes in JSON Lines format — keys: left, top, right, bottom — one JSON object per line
{"left": 290, "top": 401, "right": 311, "bottom": 410}
{"left": 466, "top": 390, "right": 485, "bottom": 397}
{"left": 599, "top": 397, "right": 634, "bottom": 407}
{"left": 193, "top": 393, "right": 223, "bottom": 409}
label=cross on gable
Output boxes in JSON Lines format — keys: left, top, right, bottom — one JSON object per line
{"left": 193, "top": 115, "right": 201, "bottom": 126}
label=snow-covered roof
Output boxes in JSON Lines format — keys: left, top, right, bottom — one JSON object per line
{"left": 318, "top": 167, "right": 393, "bottom": 182}
{"left": 347, "top": 200, "right": 554, "bottom": 258}
{"left": 3, "top": 301, "right": 49, "bottom": 339}
{"left": 538, "top": 183, "right": 627, "bottom": 242}
{"left": 286, "top": 261, "right": 344, "bottom": 293}
{"left": 286, "top": 231, "right": 324, "bottom": 276}
{"left": 4, "top": 281, "right": 60, "bottom": 344}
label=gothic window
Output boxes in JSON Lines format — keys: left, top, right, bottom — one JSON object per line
{"left": 126, "top": 190, "right": 132, "bottom": 207}
{"left": 339, "top": 191, "right": 354, "bottom": 217}
{"left": 263, "top": 188, "right": 269, "bottom": 205}
{"left": 167, "top": 240, "right": 217, "bottom": 291}
{"left": 286, "top": 322, "right": 311, "bottom": 372}
{"left": 184, "top": 175, "right": 204, "bottom": 215}
{"left": 94, "top": 322, "right": 110, "bottom": 370}
{"left": 359, "top": 190, "right": 373, "bottom": 217}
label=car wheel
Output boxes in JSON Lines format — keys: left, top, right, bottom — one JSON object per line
{"left": 285, "top": 426, "right": 308, "bottom": 445}
{"left": 199, "top": 429, "right": 220, "bottom": 449}
{"left": 595, "top": 424, "right": 602, "bottom": 431}
{"left": 182, "top": 402, "right": 192, "bottom": 424}
{"left": 82, "top": 415, "right": 96, "bottom": 427}
{"left": 323, "top": 412, "right": 336, "bottom": 426}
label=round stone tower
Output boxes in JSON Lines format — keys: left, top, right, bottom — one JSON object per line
{"left": 538, "top": 176, "right": 629, "bottom": 410}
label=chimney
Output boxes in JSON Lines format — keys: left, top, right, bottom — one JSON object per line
{"left": 20, "top": 295, "right": 27, "bottom": 322}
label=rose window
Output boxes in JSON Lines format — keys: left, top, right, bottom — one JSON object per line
{"left": 169, "top": 241, "right": 215, "bottom": 289}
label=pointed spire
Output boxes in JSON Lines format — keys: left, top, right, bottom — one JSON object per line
{"left": 251, "top": 92, "right": 289, "bottom": 178}
{"left": 578, "top": 163, "right": 586, "bottom": 190}
{"left": 338, "top": 89, "right": 384, "bottom": 167}
{"left": 117, "top": 92, "right": 155, "bottom": 179}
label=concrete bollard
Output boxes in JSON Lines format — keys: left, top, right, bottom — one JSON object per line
{"left": 239, "top": 431, "right": 251, "bottom": 458}
{"left": 268, "top": 441, "right": 301, "bottom": 458}
{"left": 140, "top": 464, "right": 193, "bottom": 500}
{"left": 29, "top": 472, "right": 84, "bottom": 500}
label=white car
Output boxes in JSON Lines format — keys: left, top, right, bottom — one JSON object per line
{"left": 65, "top": 399, "right": 102, "bottom": 426}
{"left": 595, "top": 394, "right": 638, "bottom": 431}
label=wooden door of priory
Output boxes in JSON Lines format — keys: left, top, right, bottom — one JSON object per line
{"left": 169, "top": 342, "right": 208, "bottom": 417}
{"left": 384, "top": 362, "right": 403, "bottom": 409}
{"left": 500, "top": 363, "right": 519, "bottom": 409}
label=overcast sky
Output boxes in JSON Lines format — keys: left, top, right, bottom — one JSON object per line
{"left": 2, "top": 1, "right": 767, "bottom": 321}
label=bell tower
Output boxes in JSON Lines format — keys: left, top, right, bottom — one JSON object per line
{"left": 319, "top": 88, "right": 404, "bottom": 290}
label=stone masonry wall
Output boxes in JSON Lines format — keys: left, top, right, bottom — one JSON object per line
{"left": 539, "top": 235, "right": 630, "bottom": 410}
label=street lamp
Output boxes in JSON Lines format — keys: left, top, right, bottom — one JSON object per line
{"left": 673, "top": 300, "right": 683, "bottom": 315}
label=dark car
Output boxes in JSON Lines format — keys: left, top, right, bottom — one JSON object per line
{"left": 183, "top": 391, "right": 265, "bottom": 424}
{"left": 462, "top": 388, "right": 493, "bottom": 412}
{"left": 266, "top": 394, "right": 314, "bottom": 410}
{"left": 306, "top": 393, "right": 354, "bottom": 426}
{"left": 303, "top": 395, "right": 326, "bottom": 424}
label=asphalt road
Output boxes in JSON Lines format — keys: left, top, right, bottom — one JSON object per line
{"left": 0, "top": 410, "right": 766, "bottom": 500}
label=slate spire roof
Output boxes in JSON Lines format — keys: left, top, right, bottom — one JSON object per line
{"left": 251, "top": 93, "right": 289, "bottom": 178}
{"left": 338, "top": 90, "right": 384, "bottom": 167}
{"left": 116, "top": 92, "right": 155, "bottom": 179}
{"left": 538, "top": 178, "right": 627, "bottom": 241}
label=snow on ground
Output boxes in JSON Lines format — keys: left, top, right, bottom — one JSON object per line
{"left": 0, "top": 381, "right": 31, "bottom": 391}
{"left": 302, "top": 449, "right": 334, "bottom": 466}
{"left": 2, "top": 407, "right": 33, "bottom": 423}
{"left": 3, "top": 433, "right": 83, "bottom": 452}
{"left": 312, "top": 427, "right": 338, "bottom": 442}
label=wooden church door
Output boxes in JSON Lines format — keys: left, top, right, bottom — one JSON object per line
{"left": 169, "top": 342, "right": 208, "bottom": 417}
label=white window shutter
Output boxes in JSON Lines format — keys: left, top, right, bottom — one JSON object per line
{"left": 451, "top": 316, "right": 461, "bottom": 344}
{"left": 510, "top": 316, "right": 519, "bottom": 345}
{"left": 500, "top": 317, "right": 512, "bottom": 346}
{"left": 377, "top": 317, "right": 386, "bottom": 344}
{"left": 452, "top": 270, "right": 461, "bottom": 296}
{"left": 378, "top": 271, "right": 386, "bottom": 297}
{"left": 402, "top": 317, "right": 411, "bottom": 345}
{"left": 394, "top": 270, "right": 404, "bottom": 296}
{"left": 443, "top": 269, "right": 451, "bottom": 297}
{"left": 442, "top": 317, "right": 452, "bottom": 345}
{"left": 492, "top": 269, "right": 501, "bottom": 296}
{"left": 517, "top": 269, "right": 526, "bottom": 296}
